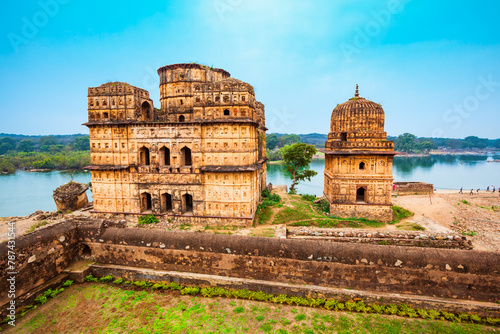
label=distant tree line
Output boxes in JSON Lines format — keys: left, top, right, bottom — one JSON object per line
{"left": 391, "top": 134, "right": 500, "bottom": 153}
{"left": 0, "top": 135, "right": 90, "bottom": 173}
{"left": 266, "top": 132, "right": 499, "bottom": 158}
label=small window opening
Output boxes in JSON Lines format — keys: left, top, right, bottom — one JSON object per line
{"left": 138, "top": 146, "right": 150, "bottom": 165}
{"left": 161, "top": 193, "right": 172, "bottom": 212}
{"left": 81, "top": 244, "right": 92, "bottom": 259}
{"left": 181, "top": 146, "right": 192, "bottom": 166}
{"left": 179, "top": 115, "right": 185, "bottom": 122}
{"left": 224, "top": 109, "right": 230, "bottom": 116}
{"left": 359, "top": 162, "right": 365, "bottom": 170}
{"left": 140, "top": 193, "right": 152, "bottom": 212}
{"left": 160, "top": 147, "right": 170, "bottom": 166}
{"left": 182, "top": 194, "right": 193, "bottom": 213}
{"left": 180, "top": 99, "right": 183, "bottom": 105}
{"left": 341, "top": 133, "right": 347, "bottom": 141}
{"left": 103, "top": 112, "right": 109, "bottom": 119}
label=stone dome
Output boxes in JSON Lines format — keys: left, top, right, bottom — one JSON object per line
{"left": 330, "top": 85, "right": 385, "bottom": 134}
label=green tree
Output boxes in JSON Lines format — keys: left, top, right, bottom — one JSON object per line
{"left": 39, "top": 136, "right": 59, "bottom": 152}
{"left": 278, "top": 134, "right": 301, "bottom": 148}
{"left": 461, "top": 136, "right": 488, "bottom": 149}
{"left": 73, "top": 136, "right": 90, "bottom": 151}
{"left": 266, "top": 134, "right": 279, "bottom": 150}
{"left": 417, "top": 139, "right": 437, "bottom": 153}
{"left": 279, "top": 143, "right": 318, "bottom": 193}
{"left": 266, "top": 148, "right": 282, "bottom": 161}
{"left": 0, "top": 137, "right": 16, "bottom": 155}
{"left": 16, "top": 139, "right": 36, "bottom": 152}
{"left": 444, "top": 139, "right": 461, "bottom": 150}
{"left": 395, "top": 133, "right": 417, "bottom": 153}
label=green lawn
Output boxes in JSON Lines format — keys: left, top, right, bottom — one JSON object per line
{"left": 6, "top": 283, "right": 497, "bottom": 334}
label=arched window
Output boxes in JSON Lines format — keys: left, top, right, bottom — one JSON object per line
{"left": 356, "top": 187, "right": 366, "bottom": 203}
{"left": 359, "top": 162, "right": 366, "bottom": 170}
{"left": 179, "top": 115, "right": 185, "bottom": 122}
{"left": 224, "top": 109, "right": 230, "bottom": 116}
{"left": 103, "top": 112, "right": 109, "bottom": 119}
{"left": 182, "top": 193, "right": 193, "bottom": 213}
{"left": 160, "top": 146, "right": 170, "bottom": 166}
{"left": 180, "top": 99, "right": 183, "bottom": 105}
{"left": 341, "top": 133, "right": 347, "bottom": 141}
{"left": 140, "top": 192, "right": 152, "bottom": 212}
{"left": 161, "top": 193, "right": 172, "bottom": 212}
{"left": 180, "top": 146, "right": 192, "bottom": 166}
{"left": 141, "top": 101, "right": 151, "bottom": 121}
{"left": 138, "top": 146, "right": 150, "bottom": 166}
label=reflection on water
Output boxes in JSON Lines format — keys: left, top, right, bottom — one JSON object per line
{"left": 267, "top": 154, "right": 500, "bottom": 197}
{"left": 0, "top": 155, "right": 498, "bottom": 216}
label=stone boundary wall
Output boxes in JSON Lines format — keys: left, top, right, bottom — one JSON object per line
{"left": 0, "top": 221, "right": 79, "bottom": 308}
{"left": 393, "top": 182, "right": 434, "bottom": 195}
{"left": 1, "top": 218, "right": 500, "bottom": 318}
{"left": 288, "top": 227, "right": 472, "bottom": 249}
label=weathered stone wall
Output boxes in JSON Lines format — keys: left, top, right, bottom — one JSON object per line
{"left": 77, "top": 223, "right": 500, "bottom": 303}
{"left": 0, "top": 221, "right": 79, "bottom": 308}
{"left": 324, "top": 155, "right": 393, "bottom": 205}
{"left": 393, "top": 182, "right": 434, "bottom": 195}
{"left": 2, "top": 219, "right": 500, "bottom": 317}
{"left": 288, "top": 227, "right": 473, "bottom": 249}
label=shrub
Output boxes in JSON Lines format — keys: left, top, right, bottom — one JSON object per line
{"left": 84, "top": 274, "right": 98, "bottom": 282}
{"left": 181, "top": 286, "right": 200, "bottom": 295}
{"left": 62, "top": 280, "right": 74, "bottom": 287}
{"left": 233, "top": 306, "right": 245, "bottom": 313}
{"left": 138, "top": 214, "right": 159, "bottom": 225}
{"left": 294, "top": 314, "right": 306, "bottom": 321}
{"left": 392, "top": 205, "right": 413, "bottom": 224}
{"left": 301, "top": 194, "right": 316, "bottom": 202}
{"left": 99, "top": 275, "right": 114, "bottom": 283}
{"left": 113, "top": 278, "right": 124, "bottom": 284}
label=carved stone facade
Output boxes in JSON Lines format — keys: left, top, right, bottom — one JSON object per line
{"left": 85, "top": 63, "right": 267, "bottom": 226}
{"left": 321, "top": 86, "right": 396, "bottom": 222}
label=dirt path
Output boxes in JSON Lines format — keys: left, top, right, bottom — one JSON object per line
{"left": 393, "top": 191, "right": 500, "bottom": 252}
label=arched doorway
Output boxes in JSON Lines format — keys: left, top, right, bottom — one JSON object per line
{"left": 161, "top": 193, "right": 172, "bottom": 212}
{"left": 141, "top": 101, "right": 151, "bottom": 121}
{"left": 180, "top": 146, "right": 192, "bottom": 166}
{"left": 179, "top": 115, "right": 185, "bottom": 122}
{"left": 182, "top": 194, "right": 193, "bottom": 213}
{"left": 138, "top": 146, "right": 150, "bottom": 165}
{"left": 140, "top": 192, "right": 152, "bottom": 212}
{"left": 356, "top": 187, "right": 366, "bottom": 203}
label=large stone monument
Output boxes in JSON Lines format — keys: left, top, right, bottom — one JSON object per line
{"left": 321, "top": 85, "right": 396, "bottom": 222}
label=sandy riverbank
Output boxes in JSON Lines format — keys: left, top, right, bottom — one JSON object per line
{"left": 393, "top": 191, "right": 500, "bottom": 252}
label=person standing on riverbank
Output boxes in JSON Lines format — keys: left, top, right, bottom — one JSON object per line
{"left": 459, "top": 187, "right": 463, "bottom": 194}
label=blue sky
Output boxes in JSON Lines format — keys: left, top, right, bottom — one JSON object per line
{"left": 1, "top": 0, "right": 499, "bottom": 138}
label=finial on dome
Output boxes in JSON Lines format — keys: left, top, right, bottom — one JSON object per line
{"left": 355, "top": 84, "right": 359, "bottom": 97}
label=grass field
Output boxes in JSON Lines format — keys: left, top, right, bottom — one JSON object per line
{"left": 255, "top": 191, "right": 416, "bottom": 230}
{"left": 5, "top": 283, "right": 497, "bottom": 334}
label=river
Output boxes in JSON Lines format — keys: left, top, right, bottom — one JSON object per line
{"left": 0, "top": 154, "right": 499, "bottom": 216}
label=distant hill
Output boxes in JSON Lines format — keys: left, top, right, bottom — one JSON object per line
{"left": 0, "top": 133, "right": 87, "bottom": 145}
{"left": 272, "top": 133, "right": 327, "bottom": 148}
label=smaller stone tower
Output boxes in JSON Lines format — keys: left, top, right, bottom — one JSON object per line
{"left": 321, "top": 85, "right": 396, "bottom": 222}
